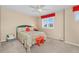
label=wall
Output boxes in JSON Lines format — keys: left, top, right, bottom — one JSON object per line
{"left": 36, "top": 6, "right": 79, "bottom": 46}
{"left": 37, "top": 11, "right": 64, "bottom": 40}
{"left": 0, "top": 6, "right": 1, "bottom": 41}
{"left": 1, "top": 6, "right": 37, "bottom": 42}
{"left": 65, "top": 7, "right": 79, "bottom": 46}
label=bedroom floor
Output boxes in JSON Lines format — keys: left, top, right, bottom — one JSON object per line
{"left": 0, "top": 39, "right": 79, "bottom": 53}
{"left": 0, "top": 40, "right": 26, "bottom": 53}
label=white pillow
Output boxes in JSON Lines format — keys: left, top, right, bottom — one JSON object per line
{"left": 18, "top": 27, "right": 26, "bottom": 32}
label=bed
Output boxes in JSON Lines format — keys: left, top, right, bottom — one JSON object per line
{"left": 16, "top": 25, "right": 46, "bottom": 51}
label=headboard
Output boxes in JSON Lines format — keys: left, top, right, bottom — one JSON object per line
{"left": 17, "top": 25, "right": 32, "bottom": 28}
{"left": 16, "top": 25, "right": 32, "bottom": 32}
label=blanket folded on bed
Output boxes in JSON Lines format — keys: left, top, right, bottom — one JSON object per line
{"left": 36, "top": 36, "right": 44, "bottom": 46}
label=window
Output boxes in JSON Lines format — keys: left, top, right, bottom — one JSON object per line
{"left": 42, "top": 17, "right": 55, "bottom": 29}
{"left": 73, "top": 5, "right": 79, "bottom": 22}
{"left": 74, "top": 11, "right": 79, "bottom": 22}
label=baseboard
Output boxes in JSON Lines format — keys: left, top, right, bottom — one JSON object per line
{"left": 0, "top": 40, "right": 6, "bottom": 43}
{"left": 47, "top": 36, "right": 64, "bottom": 41}
{"left": 47, "top": 36, "right": 53, "bottom": 39}
{"left": 65, "top": 41, "right": 79, "bottom": 47}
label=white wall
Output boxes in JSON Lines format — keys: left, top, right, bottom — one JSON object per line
{"left": 0, "top": 6, "right": 37, "bottom": 42}
{"left": 65, "top": 7, "right": 79, "bottom": 46}
{"left": 36, "top": 11, "right": 64, "bottom": 40}
{"left": 0, "top": 6, "right": 1, "bottom": 41}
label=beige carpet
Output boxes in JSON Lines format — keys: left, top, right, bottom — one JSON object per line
{"left": 0, "top": 39, "right": 79, "bottom": 53}
{"left": 31, "top": 39, "right": 79, "bottom": 53}
{"left": 0, "top": 40, "right": 26, "bottom": 53}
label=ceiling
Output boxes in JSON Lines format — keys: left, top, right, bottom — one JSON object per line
{"left": 4, "top": 5, "right": 72, "bottom": 16}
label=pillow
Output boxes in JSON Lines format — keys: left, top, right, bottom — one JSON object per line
{"left": 18, "top": 27, "right": 26, "bottom": 32}
{"left": 33, "top": 28, "right": 39, "bottom": 31}
{"left": 25, "top": 27, "right": 31, "bottom": 32}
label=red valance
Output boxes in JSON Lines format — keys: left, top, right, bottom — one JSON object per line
{"left": 41, "top": 13, "right": 55, "bottom": 19}
{"left": 73, "top": 5, "right": 79, "bottom": 11}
